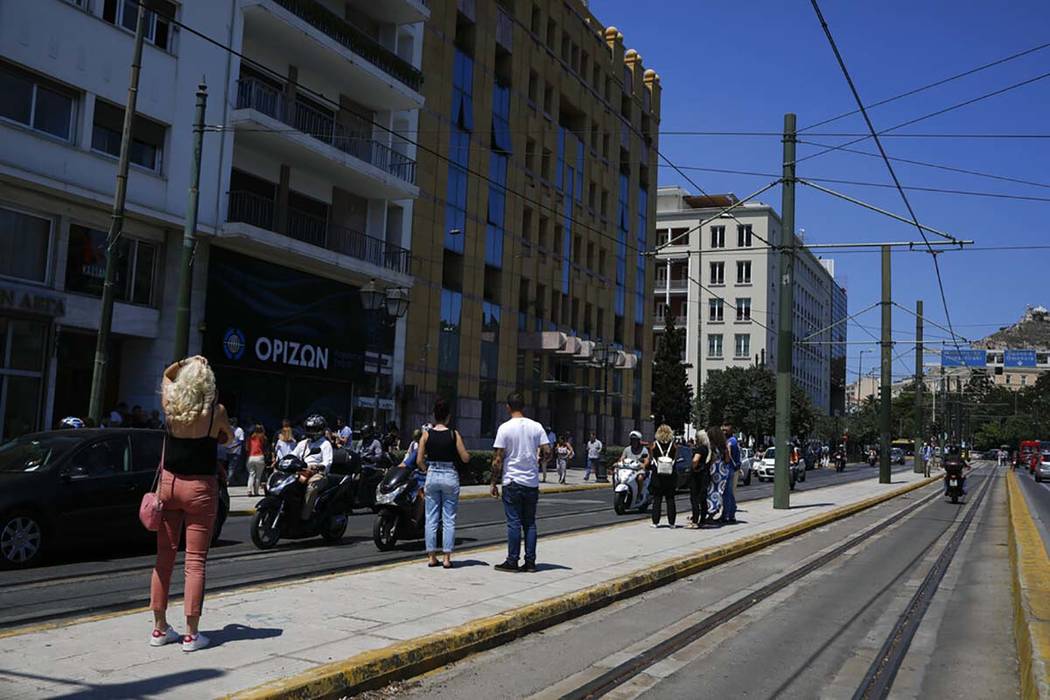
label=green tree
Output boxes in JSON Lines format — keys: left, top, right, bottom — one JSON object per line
{"left": 650, "top": 316, "right": 694, "bottom": 431}
{"left": 697, "top": 365, "right": 818, "bottom": 439}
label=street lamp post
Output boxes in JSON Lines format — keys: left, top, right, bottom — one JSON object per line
{"left": 593, "top": 341, "right": 613, "bottom": 482}
{"left": 359, "top": 279, "right": 410, "bottom": 429}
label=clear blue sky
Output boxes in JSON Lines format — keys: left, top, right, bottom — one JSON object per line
{"left": 595, "top": 0, "right": 1050, "bottom": 382}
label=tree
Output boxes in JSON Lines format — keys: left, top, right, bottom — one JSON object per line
{"left": 696, "top": 365, "right": 818, "bottom": 440}
{"left": 650, "top": 315, "right": 694, "bottom": 431}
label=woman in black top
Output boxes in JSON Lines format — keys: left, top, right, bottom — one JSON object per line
{"left": 650, "top": 424, "right": 678, "bottom": 527}
{"left": 416, "top": 398, "right": 470, "bottom": 568}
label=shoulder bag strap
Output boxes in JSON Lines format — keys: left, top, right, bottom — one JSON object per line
{"left": 152, "top": 434, "right": 166, "bottom": 494}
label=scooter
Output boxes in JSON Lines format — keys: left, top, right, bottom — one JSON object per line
{"left": 944, "top": 462, "right": 967, "bottom": 504}
{"left": 249, "top": 452, "right": 353, "bottom": 550}
{"left": 834, "top": 450, "right": 846, "bottom": 473}
{"left": 613, "top": 458, "right": 652, "bottom": 515}
{"left": 332, "top": 448, "right": 386, "bottom": 512}
{"left": 867, "top": 451, "right": 877, "bottom": 468}
{"left": 372, "top": 463, "right": 427, "bottom": 550}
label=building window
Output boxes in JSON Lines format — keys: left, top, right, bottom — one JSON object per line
{"left": 102, "top": 0, "right": 177, "bottom": 52}
{"left": 737, "top": 260, "right": 752, "bottom": 284}
{"left": 527, "top": 70, "right": 539, "bottom": 106}
{"left": 445, "top": 50, "right": 474, "bottom": 253}
{"left": 0, "top": 206, "right": 52, "bottom": 284}
{"left": 737, "top": 224, "right": 753, "bottom": 247}
{"left": 710, "top": 261, "right": 725, "bottom": 285}
{"left": 65, "top": 224, "right": 158, "bottom": 306}
{"left": 709, "top": 298, "right": 724, "bottom": 322}
{"left": 708, "top": 334, "right": 723, "bottom": 358}
{"left": 438, "top": 288, "right": 463, "bottom": 398}
{"left": 92, "top": 100, "right": 166, "bottom": 172}
{"left": 0, "top": 317, "right": 49, "bottom": 440}
{"left": 486, "top": 152, "right": 508, "bottom": 268}
{"left": 710, "top": 226, "right": 725, "bottom": 249}
{"left": 0, "top": 62, "right": 77, "bottom": 142}
{"left": 735, "top": 297, "right": 751, "bottom": 321}
{"left": 734, "top": 333, "right": 750, "bottom": 358}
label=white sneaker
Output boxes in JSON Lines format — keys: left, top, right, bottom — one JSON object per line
{"left": 181, "top": 632, "right": 210, "bottom": 652}
{"left": 150, "top": 626, "right": 180, "bottom": 647}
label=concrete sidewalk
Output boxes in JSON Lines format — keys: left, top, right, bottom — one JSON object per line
{"left": 0, "top": 471, "right": 937, "bottom": 700}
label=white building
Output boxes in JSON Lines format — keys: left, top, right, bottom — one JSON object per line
{"left": 0, "top": 0, "right": 426, "bottom": 438}
{"left": 653, "top": 186, "right": 847, "bottom": 418}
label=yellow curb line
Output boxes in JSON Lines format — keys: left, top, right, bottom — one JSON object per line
{"left": 227, "top": 474, "right": 942, "bottom": 700}
{"left": 1006, "top": 470, "right": 1050, "bottom": 700}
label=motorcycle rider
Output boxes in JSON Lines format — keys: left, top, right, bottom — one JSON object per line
{"left": 59, "top": 416, "right": 85, "bottom": 429}
{"left": 942, "top": 445, "right": 968, "bottom": 495}
{"left": 293, "top": 414, "right": 334, "bottom": 520}
{"left": 619, "top": 430, "right": 651, "bottom": 491}
{"left": 359, "top": 424, "right": 385, "bottom": 464}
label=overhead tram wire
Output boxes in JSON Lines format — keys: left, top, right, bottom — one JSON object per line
{"left": 808, "top": 0, "right": 967, "bottom": 354}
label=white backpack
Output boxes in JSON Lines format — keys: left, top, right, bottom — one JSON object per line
{"left": 654, "top": 442, "right": 675, "bottom": 475}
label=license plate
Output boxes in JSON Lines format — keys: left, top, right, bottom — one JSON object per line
{"left": 949, "top": 479, "right": 958, "bottom": 486}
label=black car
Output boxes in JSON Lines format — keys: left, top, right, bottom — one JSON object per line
{"left": 0, "top": 429, "right": 229, "bottom": 568}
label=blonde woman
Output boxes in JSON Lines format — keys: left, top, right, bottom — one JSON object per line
{"left": 649, "top": 424, "right": 679, "bottom": 527}
{"left": 150, "top": 356, "right": 232, "bottom": 652}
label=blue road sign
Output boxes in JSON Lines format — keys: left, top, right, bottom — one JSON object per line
{"left": 1004, "top": 349, "right": 1037, "bottom": 368}
{"left": 941, "top": 349, "right": 987, "bottom": 367}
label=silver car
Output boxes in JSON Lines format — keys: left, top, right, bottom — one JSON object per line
{"left": 737, "top": 447, "right": 753, "bottom": 486}
{"left": 1037, "top": 452, "right": 1050, "bottom": 483}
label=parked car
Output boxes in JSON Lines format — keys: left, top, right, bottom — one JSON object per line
{"left": 754, "top": 447, "right": 805, "bottom": 484}
{"left": 737, "top": 447, "right": 753, "bottom": 486}
{"left": 1037, "top": 451, "right": 1050, "bottom": 483}
{"left": 890, "top": 447, "right": 906, "bottom": 465}
{"left": 0, "top": 429, "right": 230, "bottom": 568}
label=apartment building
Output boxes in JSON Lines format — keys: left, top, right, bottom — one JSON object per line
{"left": 0, "top": 0, "right": 425, "bottom": 437}
{"left": 402, "top": 0, "right": 660, "bottom": 446}
{"left": 653, "top": 187, "right": 847, "bottom": 417}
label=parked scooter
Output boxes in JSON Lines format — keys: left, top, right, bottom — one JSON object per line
{"left": 250, "top": 452, "right": 353, "bottom": 549}
{"left": 613, "top": 458, "right": 652, "bottom": 515}
{"left": 372, "top": 462, "right": 427, "bottom": 550}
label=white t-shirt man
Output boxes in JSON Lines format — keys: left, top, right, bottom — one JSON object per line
{"left": 229, "top": 425, "right": 245, "bottom": 456}
{"left": 587, "top": 438, "right": 603, "bottom": 460}
{"left": 494, "top": 417, "right": 550, "bottom": 488}
{"left": 293, "top": 437, "right": 333, "bottom": 474}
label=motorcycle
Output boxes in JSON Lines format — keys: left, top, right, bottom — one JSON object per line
{"left": 613, "top": 458, "right": 652, "bottom": 515}
{"left": 372, "top": 463, "right": 428, "bottom": 550}
{"left": 332, "top": 448, "right": 386, "bottom": 512}
{"left": 834, "top": 451, "right": 846, "bottom": 473}
{"left": 944, "top": 462, "right": 966, "bottom": 504}
{"left": 867, "top": 451, "right": 877, "bottom": 468}
{"left": 249, "top": 452, "right": 354, "bottom": 550}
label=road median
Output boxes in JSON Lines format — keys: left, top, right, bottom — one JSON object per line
{"left": 1006, "top": 470, "right": 1050, "bottom": 699}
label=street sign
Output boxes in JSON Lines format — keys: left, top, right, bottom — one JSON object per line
{"left": 1004, "top": 349, "right": 1037, "bottom": 368}
{"left": 941, "top": 349, "right": 986, "bottom": 367}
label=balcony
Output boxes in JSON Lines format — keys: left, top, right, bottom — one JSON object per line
{"left": 360, "top": 0, "right": 429, "bottom": 25}
{"left": 242, "top": 0, "right": 424, "bottom": 111}
{"left": 653, "top": 315, "right": 687, "bottom": 330}
{"left": 233, "top": 79, "right": 418, "bottom": 200}
{"left": 227, "top": 190, "right": 411, "bottom": 278}
{"left": 653, "top": 278, "right": 689, "bottom": 294}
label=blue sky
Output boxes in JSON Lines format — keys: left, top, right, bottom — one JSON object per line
{"left": 595, "top": 0, "right": 1050, "bottom": 381}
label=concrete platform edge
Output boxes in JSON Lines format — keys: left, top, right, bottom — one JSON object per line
{"left": 1006, "top": 470, "right": 1050, "bottom": 700}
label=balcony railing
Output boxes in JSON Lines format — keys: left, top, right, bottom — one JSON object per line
{"left": 228, "top": 190, "right": 411, "bottom": 275}
{"left": 653, "top": 278, "right": 688, "bottom": 292}
{"left": 270, "top": 0, "right": 422, "bottom": 91}
{"left": 237, "top": 79, "right": 416, "bottom": 185}
{"left": 653, "top": 315, "right": 687, "bottom": 328}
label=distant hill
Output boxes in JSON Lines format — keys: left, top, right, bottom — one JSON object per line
{"left": 974, "top": 306, "right": 1050, "bottom": 349}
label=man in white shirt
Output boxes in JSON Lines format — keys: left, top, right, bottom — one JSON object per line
{"left": 585, "top": 432, "right": 603, "bottom": 481}
{"left": 491, "top": 392, "right": 551, "bottom": 572}
{"left": 227, "top": 417, "right": 245, "bottom": 485}
{"left": 294, "top": 414, "right": 334, "bottom": 519}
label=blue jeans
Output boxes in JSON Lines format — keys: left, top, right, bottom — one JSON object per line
{"left": 585, "top": 458, "right": 600, "bottom": 479}
{"left": 722, "top": 468, "right": 737, "bottom": 520}
{"left": 502, "top": 481, "right": 539, "bottom": 564}
{"left": 424, "top": 462, "right": 460, "bottom": 554}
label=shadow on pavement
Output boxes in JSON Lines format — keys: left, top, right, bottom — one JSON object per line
{"left": 789, "top": 502, "right": 835, "bottom": 509}
{"left": 0, "top": 668, "right": 225, "bottom": 699}
{"left": 533, "top": 563, "right": 573, "bottom": 572}
{"left": 205, "top": 622, "right": 283, "bottom": 648}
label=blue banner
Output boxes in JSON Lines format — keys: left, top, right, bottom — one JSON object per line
{"left": 941, "top": 349, "right": 987, "bottom": 367}
{"left": 1004, "top": 349, "right": 1037, "bottom": 368}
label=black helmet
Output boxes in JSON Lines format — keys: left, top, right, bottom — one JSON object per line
{"left": 304, "top": 414, "right": 327, "bottom": 440}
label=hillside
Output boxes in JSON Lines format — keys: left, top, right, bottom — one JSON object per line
{"left": 975, "top": 305, "right": 1050, "bottom": 349}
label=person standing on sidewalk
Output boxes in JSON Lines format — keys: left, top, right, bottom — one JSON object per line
{"left": 922, "top": 442, "right": 933, "bottom": 477}
{"left": 491, "top": 393, "right": 551, "bottom": 572}
{"left": 245, "top": 424, "right": 268, "bottom": 497}
{"left": 706, "top": 426, "right": 730, "bottom": 521}
{"left": 688, "top": 429, "right": 712, "bottom": 528}
{"left": 417, "top": 400, "right": 470, "bottom": 569}
{"left": 555, "top": 434, "right": 574, "bottom": 484}
{"left": 227, "top": 417, "right": 245, "bottom": 486}
{"left": 584, "top": 432, "right": 603, "bottom": 481}
{"left": 650, "top": 424, "right": 678, "bottom": 528}
{"left": 721, "top": 422, "right": 741, "bottom": 524}
{"left": 151, "top": 356, "right": 233, "bottom": 652}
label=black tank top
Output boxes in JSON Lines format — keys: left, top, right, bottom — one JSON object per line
{"left": 425, "top": 428, "right": 459, "bottom": 464}
{"left": 164, "top": 405, "right": 218, "bottom": 476}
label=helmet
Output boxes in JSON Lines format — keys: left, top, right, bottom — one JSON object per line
{"left": 421, "top": 423, "right": 433, "bottom": 433}
{"left": 303, "top": 414, "right": 327, "bottom": 440}
{"left": 629, "top": 430, "right": 642, "bottom": 441}
{"left": 59, "top": 416, "right": 85, "bottom": 430}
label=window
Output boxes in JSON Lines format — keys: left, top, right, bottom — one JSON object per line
{"left": 0, "top": 62, "right": 77, "bottom": 141}
{"left": 708, "top": 334, "right": 723, "bottom": 358}
{"left": 710, "top": 261, "right": 725, "bottom": 285}
{"left": 70, "top": 437, "right": 130, "bottom": 478}
{"left": 92, "top": 100, "right": 166, "bottom": 171}
{"left": 530, "top": 4, "right": 541, "bottom": 34}
{"left": 710, "top": 226, "right": 725, "bottom": 249}
{"left": 734, "top": 333, "right": 750, "bottom": 358}
{"left": 528, "top": 71, "right": 539, "bottom": 106}
{"left": 438, "top": 288, "right": 463, "bottom": 398}
{"left": 0, "top": 207, "right": 52, "bottom": 284}
{"left": 736, "top": 260, "right": 752, "bottom": 284}
{"left": 543, "top": 84, "right": 554, "bottom": 114}
{"left": 102, "top": 0, "right": 176, "bottom": 52}
{"left": 546, "top": 18, "right": 557, "bottom": 47}
{"left": 737, "top": 224, "right": 753, "bottom": 247}
{"left": 65, "top": 224, "right": 158, "bottom": 306}
{"left": 735, "top": 297, "right": 751, "bottom": 321}
{"left": 709, "top": 298, "right": 724, "bottom": 322}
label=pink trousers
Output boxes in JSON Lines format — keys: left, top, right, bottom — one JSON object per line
{"left": 149, "top": 471, "right": 218, "bottom": 618}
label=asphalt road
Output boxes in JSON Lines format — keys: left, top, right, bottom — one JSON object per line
{"left": 0, "top": 463, "right": 912, "bottom": 629}
{"left": 1013, "top": 464, "right": 1050, "bottom": 557}
{"left": 373, "top": 465, "right": 1018, "bottom": 700}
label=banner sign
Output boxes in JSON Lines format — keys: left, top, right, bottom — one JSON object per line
{"left": 1004, "top": 349, "right": 1037, "bottom": 368}
{"left": 941, "top": 349, "right": 987, "bottom": 367}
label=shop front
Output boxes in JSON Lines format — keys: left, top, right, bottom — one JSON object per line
{"left": 203, "top": 248, "right": 394, "bottom": 432}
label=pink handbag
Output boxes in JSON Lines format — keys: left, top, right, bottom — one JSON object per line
{"left": 139, "top": 440, "right": 166, "bottom": 532}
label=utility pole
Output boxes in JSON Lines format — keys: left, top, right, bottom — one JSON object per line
{"left": 879, "top": 245, "right": 891, "bottom": 484}
{"left": 774, "top": 113, "right": 796, "bottom": 510}
{"left": 173, "top": 82, "right": 208, "bottom": 361}
{"left": 88, "top": 7, "right": 147, "bottom": 424}
{"left": 913, "top": 299, "right": 923, "bottom": 473}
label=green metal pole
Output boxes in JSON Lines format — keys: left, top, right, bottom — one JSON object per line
{"left": 173, "top": 82, "right": 208, "bottom": 362}
{"left": 88, "top": 7, "right": 147, "bottom": 425}
{"left": 880, "top": 245, "right": 892, "bottom": 484}
{"left": 913, "top": 299, "right": 923, "bottom": 473}
{"left": 774, "top": 113, "right": 796, "bottom": 510}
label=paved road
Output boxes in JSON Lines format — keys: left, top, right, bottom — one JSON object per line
{"left": 369, "top": 466, "right": 1019, "bottom": 700}
{"left": 0, "top": 463, "right": 910, "bottom": 628}
{"left": 1013, "top": 464, "right": 1050, "bottom": 557}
